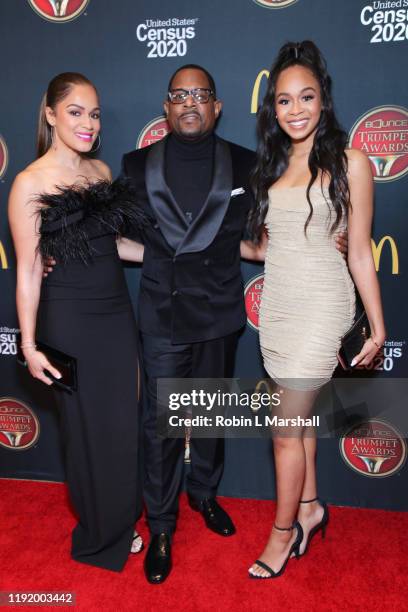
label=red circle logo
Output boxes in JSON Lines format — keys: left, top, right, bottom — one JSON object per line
{"left": 27, "top": 0, "right": 90, "bottom": 22}
{"left": 252, "top": 0, "right": 298, "bottom": 7}
{"left": 0, "top": 135, "right": 8, "bottom": 179}
{"left": 340, "top": 419, "right": 407, "bottom": 478}
{"left": 244, "top": 273, "right": 264, "bottom": 331}
{"left": 0, "top": 398, "right": 40, "bottom": 451}
{"left": 136, "top": 116, "right": 170, "bottom": 149}
{"left": 349, "top": 106, "right": 408, "bottom": 182}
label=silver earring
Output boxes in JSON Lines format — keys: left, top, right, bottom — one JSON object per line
{"left": 90, "top": 134, "right": 101, "bottom": 153}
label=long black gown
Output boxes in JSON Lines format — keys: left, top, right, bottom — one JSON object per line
{"left": 36, "top": 179, "right": 144, "bottom": 571}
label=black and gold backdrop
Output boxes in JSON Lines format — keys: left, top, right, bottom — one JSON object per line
{"left": 1, "top": 0, "right": 407, "bottom": 510}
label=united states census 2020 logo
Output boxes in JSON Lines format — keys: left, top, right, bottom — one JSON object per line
{"left": 0, "top": 135, "right": 8, "bottom": 179}
{"left": 244, "top": 273, "right": 264, "bottom": 331}
{"left": 136, "top": 116, "right": 169, "bottom": 149}
{"left": 360, "top": 2, "right": 408, "bottom": 44}
{"left": 0, "top": 398, "right": 40, "bottom": 451}
{"left": 0, "top": 327, "right": 19, "bottom": 356}
{"left": 136, "top": 17, "right": 199, "bottom": 59}
{"left": 349, "top": 106, "right": 408, "bottom": 182}
{"left": 27, "top": 0, "right": 90, "bottom": 23}
{"left": 252, "top": 0, "right": 298, "bottom": 8}
{"left": 340, "top": 419, "right": 407, "bottom": 478}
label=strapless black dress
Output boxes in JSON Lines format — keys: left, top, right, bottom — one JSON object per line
{"left": 36, "top": 179, "right": 145, "bottom": 571}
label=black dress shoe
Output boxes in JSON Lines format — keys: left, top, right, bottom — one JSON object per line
{"left": 189, "top": 497, "right": 236, "bottom": 536}
{"left": 144, "top": 533, "right": 172, "bottom": 584}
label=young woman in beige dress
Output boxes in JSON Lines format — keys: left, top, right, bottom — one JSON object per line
{"left": 245, "top": 41, "right": 386, "bottom": 578}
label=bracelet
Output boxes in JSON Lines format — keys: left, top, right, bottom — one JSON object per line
{"left": 21, "top": 342, "right": 37, "bottom": 350}
{"left": 370, "top": 337, "right": 382, "bottom": 349}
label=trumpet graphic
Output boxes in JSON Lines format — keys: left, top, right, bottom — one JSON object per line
{"left": 47, "top": 0, "right": 70, "bottom": 17}
{"left": 369, "top": 154, "right": 404, "bottom": 177}
{"left": 357, "top": 455, "right": 390, "bottom": 474}
{"left": 0, "top": 429, "right": 27, "bottom": 447}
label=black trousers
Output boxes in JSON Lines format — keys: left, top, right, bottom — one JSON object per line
{"left": 141, "top": 331, "right": 239, "bottom": 535}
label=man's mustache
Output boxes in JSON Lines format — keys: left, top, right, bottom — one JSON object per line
{"left": 179, "top": 111, "right": 201, "bottom": 119}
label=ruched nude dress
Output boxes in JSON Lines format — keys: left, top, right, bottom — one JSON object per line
{"left": 259, "top": 185, "right": 356, "bottom": 390}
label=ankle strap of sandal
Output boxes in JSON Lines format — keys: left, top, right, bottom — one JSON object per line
{"left": 299, "top": 497, "right": 318, "bottom": 504}
{"left": 273, "top": 523, "right": 293, "bottom": 532}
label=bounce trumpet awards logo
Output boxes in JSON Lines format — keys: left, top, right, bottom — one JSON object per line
{"left": 349, "top": 106, "right": 408, "bottom": 182}
{"left": 27, "top": 0, "right": 89, "bottom": 23}
{"left": 252, "top": 0, "right": 298, "bottom": 8}
{"left": 244, "top": 273, "right": 264, "bottom": 331}
{"left": 0, "top": 398, "right": 40, "bottom": 451}
{"left": 136, "top": 17, "right": 199, "bottom": 59}
{"left": 0, "top": 135, "right": 8, "bottom": 179}
{"left": 136, "top": 116, "right": 169, "bottom": 149}
{"left": 360, "top": 1, "right": 408, "bottom": 44}
{"left": 340, "top": 419, "right": 407, "bottom": 477}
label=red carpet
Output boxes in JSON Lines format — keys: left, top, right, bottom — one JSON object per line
{"left": 0, "top": 479, "right": 406, "bottom": 611}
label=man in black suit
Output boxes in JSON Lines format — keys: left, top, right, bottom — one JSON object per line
{"left": 121, "top": 64, "right": 257, "bottom": 584}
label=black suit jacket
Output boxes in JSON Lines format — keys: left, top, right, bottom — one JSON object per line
{"left": 121, "top": 135, "right": 256, "bottom": 344}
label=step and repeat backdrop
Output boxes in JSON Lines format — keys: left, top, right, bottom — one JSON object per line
{"left": 0, "top": 0, "right": 407, "bottom": 510}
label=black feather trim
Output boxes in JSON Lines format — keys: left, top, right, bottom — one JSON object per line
{"left": 37, "top": 177, "right": 146, "bottom": 264}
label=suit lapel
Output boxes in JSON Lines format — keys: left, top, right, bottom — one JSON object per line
{"left": 176, "top": 137, "right": 233, "bottom": 255}
{"left": 145, "top": 135, "right": 233, "bottom": 255}
{"left": 145, "top": 136, "right": 189, "bottom": 251}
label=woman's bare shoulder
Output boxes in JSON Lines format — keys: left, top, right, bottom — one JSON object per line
{"left": 10, "top": 158, "right": 64, "bottom": 211}
{"left": 345, "top": 148, "right": 371, "bottom": 174}
{"left": 12, "top": 165, "right": 46, "bottom": 195}
{"left": 85, "top": 158, "right": 112, "bottom": 181}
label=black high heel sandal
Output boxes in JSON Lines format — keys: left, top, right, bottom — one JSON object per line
{"left": 249, "top": 521, "right": 303, "bottom": 579}
{"left": 297, "top": 497, "right": 329, "bottom": 557}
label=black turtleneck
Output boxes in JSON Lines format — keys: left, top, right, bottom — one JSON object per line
{"left": 165, "top": 132, "right": 214, "bottom": 224}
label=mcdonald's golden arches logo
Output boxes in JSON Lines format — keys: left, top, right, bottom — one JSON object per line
{"left": 0, "top": 135, "right": 8, "bottom": 179}
{"left": 251, "top": 70, "right": 269, "bottom": 114}
{"left": 0, "top": 243, "right": 8, "bottom": 270}
{"left": 371, "top": 236, "right": 399, "bottom": 275}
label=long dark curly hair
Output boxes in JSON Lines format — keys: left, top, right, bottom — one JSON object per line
{"left": 248, "top": 40, "right": 350, "bottom": 242}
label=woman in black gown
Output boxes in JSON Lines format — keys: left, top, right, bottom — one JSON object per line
{"left": 8, "top": 73, "right": 145, "bottom": 571}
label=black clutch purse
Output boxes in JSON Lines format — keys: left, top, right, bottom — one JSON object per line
{"left": 17, "top": 340, "right": 77, "bottom": 393}
{"left": 338, "top": 310, "right": 371, "bottom": 370}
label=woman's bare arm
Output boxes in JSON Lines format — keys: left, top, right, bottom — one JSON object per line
{"left": 346, "top": 149, "right": 386, "bottom": 366}
{"left": 8, "top": 172, "right": 61, "bottom": 384}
